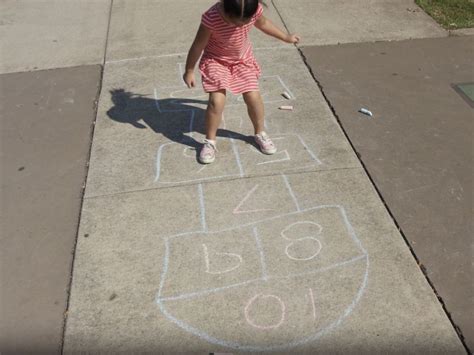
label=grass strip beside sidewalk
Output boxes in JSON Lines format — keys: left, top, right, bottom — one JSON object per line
{"left": 415, "top": 0, "right": 474, "bottom": 29}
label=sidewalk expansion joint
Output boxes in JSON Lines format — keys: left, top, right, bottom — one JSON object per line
{"left": 102, "top": 0, "right": 114, "bottom": 66}
{"left": 82, "top": 166, "right": 364, "bottom": 201}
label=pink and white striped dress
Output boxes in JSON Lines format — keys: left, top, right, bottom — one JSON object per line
{"left": 199, "top": 2, "right": 263, "bottom": 94}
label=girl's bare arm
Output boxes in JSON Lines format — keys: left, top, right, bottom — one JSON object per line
{"left": 255, "top": 16, "right": 300, "bottom": 43}
{"left": 184, "top": 24, "right": 211, "bottom": 88}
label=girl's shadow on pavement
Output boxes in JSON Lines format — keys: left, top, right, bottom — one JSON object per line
{"left": 106, "top": 89, "right": 254, "bottom": 161}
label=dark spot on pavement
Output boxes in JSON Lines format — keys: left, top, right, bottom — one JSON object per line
{"left": 18, "top": 166, "right": 25, "bottom": 171}
{"left": 392, "top": 73, "right": 398, "bottom": 76}
{"left": 84, "top": 233, "right": 89, "bottom": 238}
{"left": 109, "top": 293, "right": 117, "bottom": 301}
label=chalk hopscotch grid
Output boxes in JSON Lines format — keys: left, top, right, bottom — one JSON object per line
{"left": 157, "top": 205, "right": 368, "bottom": 302}
{"left": 151, "top": 62, "right": 323, "bottom": 185}
{"left": 147, "top": 57, "right": 368, "bottom": 351}
{"left": 154, "top": 174, "right": 369, "bottom": 351}
{"left": 157, "top": 254, "right": 367, "bottom": 302}
{"left": 155, "top": 132, "right": 322, "bottom": 185}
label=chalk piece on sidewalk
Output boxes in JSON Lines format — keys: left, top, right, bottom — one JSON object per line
{"left": 279, "top": 105, "right": 293, "bottom": 111}
{"left": 359, "top": 108, "right": 373, "bottom": 117}
{"left": 282, "top": 91, "right": 291, "bottom": 100}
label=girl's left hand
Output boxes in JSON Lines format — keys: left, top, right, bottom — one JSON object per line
{"left": 285, "top": 34, "right": 301, "bottom": 44}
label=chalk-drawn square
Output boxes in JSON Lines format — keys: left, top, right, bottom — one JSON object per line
{"left": 159, "top": 228, "right": 263, "bottom": 300}
{"left": 202, "top": 175, "right": 300, "bottom": 232}
{"left": 158, "top": 75, "right": 294, "bottom": 107}
{"left": 254, "top": 206, "right": 366, "bottom": 280}
{"left": 236, "top": 134, "right": 321, "bottom": 174}
{"left": 155, "top": 139, "right": 242, "bottom": 184}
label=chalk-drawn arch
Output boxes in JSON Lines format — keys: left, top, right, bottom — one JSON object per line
{"left": 156, "top": 205, "right": 369, "bottom": 351}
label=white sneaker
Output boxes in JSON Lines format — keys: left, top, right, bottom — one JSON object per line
{"left": 255, "top": 132, "right": 277, "bottom": 155}
{"left": 199, "top": 139, "right": 217, "bottom": 164}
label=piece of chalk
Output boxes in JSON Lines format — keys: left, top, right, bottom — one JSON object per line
{"left": 359, "top": 108, "right": 373, "bottom": 116}
{"left": 279, "top": 105, "right": 293, "bottom": 110}
{"left": 282, "top": 92, "right": 291, "bottom": 100}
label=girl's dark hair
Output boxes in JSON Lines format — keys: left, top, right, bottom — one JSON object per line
{"left": 222, "top": 0, "right": 265, "bottom": 19}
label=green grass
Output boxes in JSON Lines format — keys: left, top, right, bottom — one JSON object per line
{"left": 415, "top": 0, "right": 474, "bottom": 29}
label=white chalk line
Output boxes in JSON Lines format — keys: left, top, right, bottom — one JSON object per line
{"left": 170, "top": 88, "right": 209, "bottom": 100}
{"left": 256, "top": 150, "right": 290, "bottom": 165}
{"left": 229, "top": 136, "right": 245, "bottom": 177}
{"left": 155, "top": 142, "right": 174, "bottom": 182}
{"left": 105, "top": 46, "right": 293, "bottom": 65}
{"left": 198, "top": 183, "right": 207, "bottom": 233}
{"left": 277, "top": 75, "right": 295, "bottom": 100}
{"left": 252, "top": 227, "right": 268, "bottom": 281}
{"left": 157, "top": 254, "right": 366, "bottom": 302}
{"left": 167, "top": 205, "right": 361, "bottom": 242}
{"left": 339, "top": 207, "right": 368, "bottom": 255}
{"left": 177, "top": 62, "right": 186, "bottom": 87}
{"left": 282, "top": 174, "right": 301, "bottom": 212}
{"left": 297, "top": 135, "right": 322, "bottom": 165}
{"left": 107, "top": 52, "right": 188, "bottom": 64}
{"left": 157, "top": 238, "right": 171, "bottom": 300}
{"left": 309, "top": 288, "right": 317, "bottom": 321}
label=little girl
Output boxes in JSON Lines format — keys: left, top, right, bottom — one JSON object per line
{"left": 183, "top": 0, "right": 300, "bottom": 164}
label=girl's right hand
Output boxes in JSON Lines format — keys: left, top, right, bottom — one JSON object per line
{"left": 285, "top": 34, "right": 301, "bottom": 44}
{"left": 183, "top": 71, "right": 195, "bottom": 88}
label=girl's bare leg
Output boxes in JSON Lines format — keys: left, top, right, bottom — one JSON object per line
{"left": 205, "top": 90, "right": 226, "bottom": 140}
{"left": 243, "top": 91, "right": 265, "bottom": 135}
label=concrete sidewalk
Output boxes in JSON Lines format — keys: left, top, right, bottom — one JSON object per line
{"left": 62, "top": 0, "right": 463, "bottom": 353}
{"left": 1, "top": 0, "right": 468, "bottom": 353}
